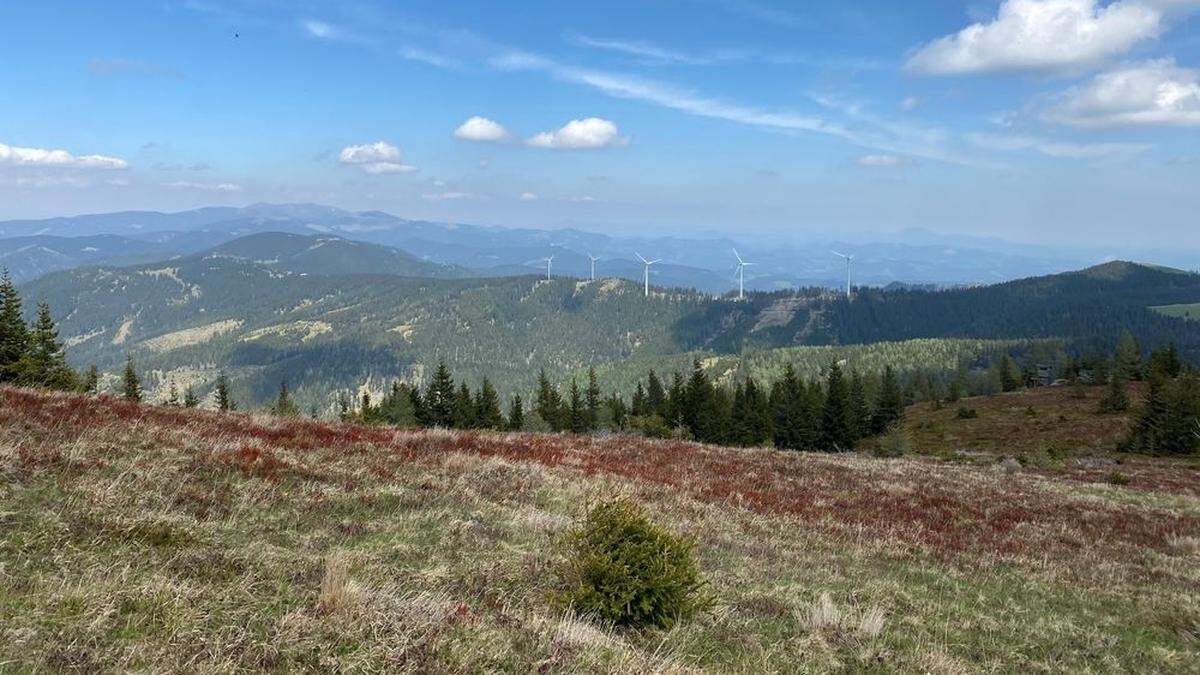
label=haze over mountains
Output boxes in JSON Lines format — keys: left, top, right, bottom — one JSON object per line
{"left": 0, "top": 203, "right": 1168, "bottom": 288}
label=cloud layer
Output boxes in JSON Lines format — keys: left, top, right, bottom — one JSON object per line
{"left": 907, "top": 0, "right": 1169, "bottom": 75}
{"left": 338, "top": 141, "right": 417, "bottom": 174}
{"left": 454, "top": 116, "right": 510, "bottom": 142}
{"left": 0, "top": 142, "right": 127, "bottom": 169}
{"left": 1049, "top": 58, "right": 1200, "bottom": 126}
{"left": 527, "top": 118, "right": 626, "bottom": 149}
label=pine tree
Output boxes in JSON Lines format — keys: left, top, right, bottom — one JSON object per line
{"left": 585, "top": 367, "right": 602, "bottom": 432}
{"left": 567, "top": 379, "right": 588, "bottom": 433}
{"left": 871, "top": 366, "right": 904, "bottom": 434}
{"left": 771, "top": 364, "right": 805, "bottom": 450}
{"left": 535, "top": 369, "right": 565, "bottom": 431}
{"left": 998, "top": 355, "right": 1022, "bottom": 392}
{"left": 166, "top": 380, "right": 181, "bottom": 406}
{"left": 506, "top": 394, "right": 525, "bottom": 431}
{"left": 453, "top": 382, "right": 475, "bottom": 429}
{"left": 1098, "top": 374, "right": 1129, "bottom": 413}
{"left": 646, "top": 370, "right": 667, "bottom": 419}
{"left": 820, "top": 361, "right": 854, "bottom": 451}
{"left": 848, "top": 369, "right": 870, "bottom": 441}
{"left": 183, "top": 386, "right": 199, "bottom": 408}
{"left": 409, "top": 386, "right": 427, "bottom": 426}
{"left": 122, "top": 356, "right": 142, "bottom": 402}
{"left": 473, "top": 378, "right": 504, "bottom": 430}
{"left": 1147, "top": 343, "right": 1182, "bottom": 379}
{"left": 630, "top": 381, "right": 648, "bottom": 417}
{"left": 0, "top": 268, "right": 28, "bottom": 384}
{"left": 17, "top": 302, "right": 75, "bottom": 390}
{"left": 81, "top": 364, "right": 99, "bottom": 395}
{"left": 682, "top": 359, "right": 712, "bottom": 437}
{"left": 606, "top": 392, "right": 628, "bottom": 431}
{"left": 667, "top": 372, "right": 686, "bottom": 427}
{"left": 273, "top": 380, "right": 299, "bottom": 417}
{"left": 742, "top": 376, "right": 772, "bottom": 446}
{"left": 214, "top": 372, "right": 235, "bottom": 411}
{"left": 425, "top": 360, "right": 456, "bottom": 427}
{"left": 1114, "top": 330, "right": 1142, "bottom": 381}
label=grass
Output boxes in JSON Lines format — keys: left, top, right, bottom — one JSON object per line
{"left": 1152, "top": 303, "right": 1200, "bottom": 321}
{"left": 2, "top": 386, "right": 1199, "bottom": 672}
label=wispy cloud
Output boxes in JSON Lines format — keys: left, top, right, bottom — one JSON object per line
{"left": 0, "top": 142, "right": 127, "bottom": 170}
{"left": 966, "top": 132, "right": 1150, "bottom": 158}
{"left": 338, "top": 141, "right": 418, "bottom": 174}
{"left": 163, "top": 180, "right": 241, "bottom": 191}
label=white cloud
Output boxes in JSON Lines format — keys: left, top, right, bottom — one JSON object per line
{"left": 338, "top": 141, "right": 417, "bottom": 174}
{"left": 400, "top": 46, "right": 456, "bottom": 68}
{"left": 454, "top": 116, "right": 511, "bottom": 142}
{"left": 1048, "top": 58, "right": 1200, "bottom": 126}
{"left": 565, "top": 195, "right": 597, "bottom": 202}
{"left": 857, "top": 154, "right": 907, "bottom": 167}
{"left": 570, "top": 34, "right": 715, "bottom": 65}
{"left": 303, "top": 19, "right": 337, "bottom": 39}
{"left": 966, "top": 132, "right": 1150, "bottom": 157}
{"left": 906, "top": 0, "right": 1177, "bottom": 75}
{"left": 163, "top": 180, "right": 242, "bottom": 191}
{"left": 423, "top": 191, "right": 477, "bottom": 201}
{"left": 900, "top": 96, "right": 922, "bottom": 111}
{"left": 526, "top": 118, "right": 627, "bottom": 149}
{"left": 519, "top": 192, "right": 538, "bottom": 201}
{"left": 0, "top": 142, "right": 127, "bottom": 169}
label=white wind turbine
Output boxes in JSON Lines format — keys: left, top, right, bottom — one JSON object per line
{"left": 831, "top": 250, "right": 853, "bottom": 299}
{"left": 733, "top": 248, "right": 755, "bottom": 300}
{"left": 542, "top": 255, "right": 554, "bottom": 281}
{"left": 587, "top": 253, "right": 599, "bottom": 281}
{"left": 635, "top": 252, "right": 660, "bottom": 297}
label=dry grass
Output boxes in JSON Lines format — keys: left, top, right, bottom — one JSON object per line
{"left": 2, "top": 386, "right": 1199, "bottom": 673}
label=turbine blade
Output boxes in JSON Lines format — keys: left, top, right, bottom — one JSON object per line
{"left": 733, "top": 248, "right": 743, "bottom": 264}
{"left": 635, "top": 252, "right": 647, "bottom": 263}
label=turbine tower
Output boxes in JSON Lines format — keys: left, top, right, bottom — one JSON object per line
{"left": 587, "top": 253, "right": 599, "bottom": 281}
{"left": 635, "top": 252, "right": 661, "bottom": 297}
{"left": 733, "top": 248, "right": 755, "bottom": 300}
{"left": 831, "top": 251, "right": 853, "bottom": 299}
{"left": 543, "top": 255, "right": 554, "bottom": 281}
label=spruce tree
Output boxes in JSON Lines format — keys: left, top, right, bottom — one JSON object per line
{"left": 81, "top": 364, "right": 99, "bottom": 395}
{"left": 183, "top": 386, "right": 199, "bottom": 408}
{"left": 630, "top": 381, "right": 648, "bottom": 417}
{"left": 166, "top": 380, "right": 181, "bottom": 407}
{"left": 682, "top": 359, "right": 712, "bottom": 437}
{"left": 848, "top": 369, "right": 870, "bottom": 441}
{"left": 535, "top": 369, "right": 565, "bottom": 431}
{"left": 646, "top": 370, "right": 667, "bottom": 419}
{"left": 473, "top": 378, "right": 504, "bottom": 430}
{"left": 0, "top": 268, "right": 28, "bottom": 384}
{"left": 1114, "top": 331, "right": 1142, "bottom": 381}
{"left": 666, "top": 372, "right": 686, "bottom": 427}
{"left": 18, "top": 302, "right": 75, "bottom": 390}
{"left": 214, "top": 371, "right": 235, "bottom": 411}
{"left": 1098, "top": 374, "right": 1130, "bottom": 413}
{"left": 871, "top": 366, "right": 904, "bottom": 434}
{"left": 453, "top": 382, "right": 475, "bottom": 429}
{"left": 606, "top": 392, "right": 628, "bottom": 431}
{"left": 273, "top": 380, "right": 299, "bottom": 417}
{"left": 425, "top": 360, "right": 457, "bottom": 427}
{"left": 409, "top": 386, "right": 427, "bottom": 426}
{"left": 567, "top": 379, "right": 588, "bottom": 433}
{"left": 506, "top": 394, "right": 525, "bottom": 431}
{"left": 998, "top": 355, "right": 1022, "bottom": 392}
{"left": 820, "top": 361, "right": 854, "bottom": 451}
{"left": 771, "top": 364, "right": 804, "bottom": 450}
{"left": 122, "top": 356, "right": 142, "bottom": 402}
{"left": 585, "top": 367, "right": 602, "bottom": 431}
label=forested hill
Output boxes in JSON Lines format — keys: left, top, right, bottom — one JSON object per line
{"left": 17, "top": 253, "right": 1200, "bottom": 408}
{"left": 203, "top": 232, "right": 469, "bottom": 278}
{"left": 822, "top": 261, "right": 1200, "bottom": 359}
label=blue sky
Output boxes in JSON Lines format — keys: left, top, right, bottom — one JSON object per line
{"left": 1, "top": 0, "right": 1199, "bottom": 247}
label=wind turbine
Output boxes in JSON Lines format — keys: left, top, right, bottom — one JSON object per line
{"left": 733, "top": 249, "right": 755, "bottom": 300}
{"left": 634, "top": 252, "right": 660, "bottom": 297}
{"left": 831, "top": 251, "right": 853, "bottom": 299}
{"left": 587, "top": 253, "right": 599, "bottom": 281}
{"left": 542, "top": 255, "right": 554, "bottom": 281}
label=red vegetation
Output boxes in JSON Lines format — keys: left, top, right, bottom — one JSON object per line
{"left": 3, "top": 386, "right": 1198, "bottom": 566}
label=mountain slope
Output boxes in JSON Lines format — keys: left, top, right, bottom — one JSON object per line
{"left": 0, "top": 234, "right": 190, "bottom": 282}
{"left": 204, "top": 232, "right": 469, "bottom": 278}
{"left": 2, "top": 386, "right": 1196, "bottom": 672}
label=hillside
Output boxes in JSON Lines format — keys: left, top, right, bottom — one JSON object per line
{"left": 1, "top": 386, "right": 1197, "bottom": 671}
{"left": 204, "top": 232, "right": 469, "bottom": 279}
{"left": 0, "top": 234, "right": 194, "bottom": 282}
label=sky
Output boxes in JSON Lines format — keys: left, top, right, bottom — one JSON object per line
{"left": 1, "top": 0, "right": 1199, "bottom": 248}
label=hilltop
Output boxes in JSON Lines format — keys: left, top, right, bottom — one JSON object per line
{"left": 1, "top": 386, "right": 1197, "bottom": 671}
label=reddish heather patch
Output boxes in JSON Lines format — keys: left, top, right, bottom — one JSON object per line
{"left": 4, "top": 386, "right": 1199, "bottom": 565}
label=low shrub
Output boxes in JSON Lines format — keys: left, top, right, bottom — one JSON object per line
{"left": 956, "top": 407, "right": 978, "bottom": 420}
{"left": 872, "top": 427, "right": 911, "bottom": 458}
{"left": 556, "top": 497, "right": 713, "bottom": 629}
{"left": 1106, "top": 471, "right": 1131, "bottom": 486}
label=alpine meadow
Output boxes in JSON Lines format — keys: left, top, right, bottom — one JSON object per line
{"left": 3, "top": 1, "right": 1200, "bottom": 673}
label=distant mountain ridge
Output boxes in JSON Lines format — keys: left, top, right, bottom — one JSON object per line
{"left": 0, "top": 203, "right": 1122, "bottom": 290}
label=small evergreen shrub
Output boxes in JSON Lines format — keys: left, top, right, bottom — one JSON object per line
{"left": 556, "top": 497, "right": 713, "bottom": 629}
{"left": 1106, "top": 471, "right": 1131, "bottom": 486}
{"left": 955, "top": 407, "right": 978, "bottom": 420}
{"left": 872, "top": 426, "right": 911, "bottom": 458}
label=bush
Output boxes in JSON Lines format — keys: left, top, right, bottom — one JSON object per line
{"left": 1106, "top": 471, "right": 1131, "bottom": 486}
{"left": 556, "top": 497, "right": 713, "bottom": 629}
{"left": 955, "top": 407, "right": 978, "bottom": 420}
{"left": 872, "top": 426, "right": 911, "bottom": 458}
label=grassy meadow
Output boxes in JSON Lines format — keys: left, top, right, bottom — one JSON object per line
{"left": 1, "top": 386, "right": 1198, "bottom": 673}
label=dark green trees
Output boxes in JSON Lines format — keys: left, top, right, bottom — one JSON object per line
{"left": 122, "top": 356, "right": 142, "bottom": 402}
{"left": 820, "top": 362, "right": 855, "bottom": 451}
{"left": 474, "top": 378, "right": 505, "bottom": 430}
{"left": 425, "top": 361, "right": 457, "bottom": 428}
{"left": 17, "top": 303, "right": 76, "bottom": 390}
{"left": 214, "top": 371, "right": 235, "bottom": 411}
{"left": 871, "top": 366, "right": 904, "bottom": 434}
{"left": 0, "top": 269, "right": 27, "bottom": 384}
{"left": 272, "top": 380, "right": 300, "bottom": 417}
